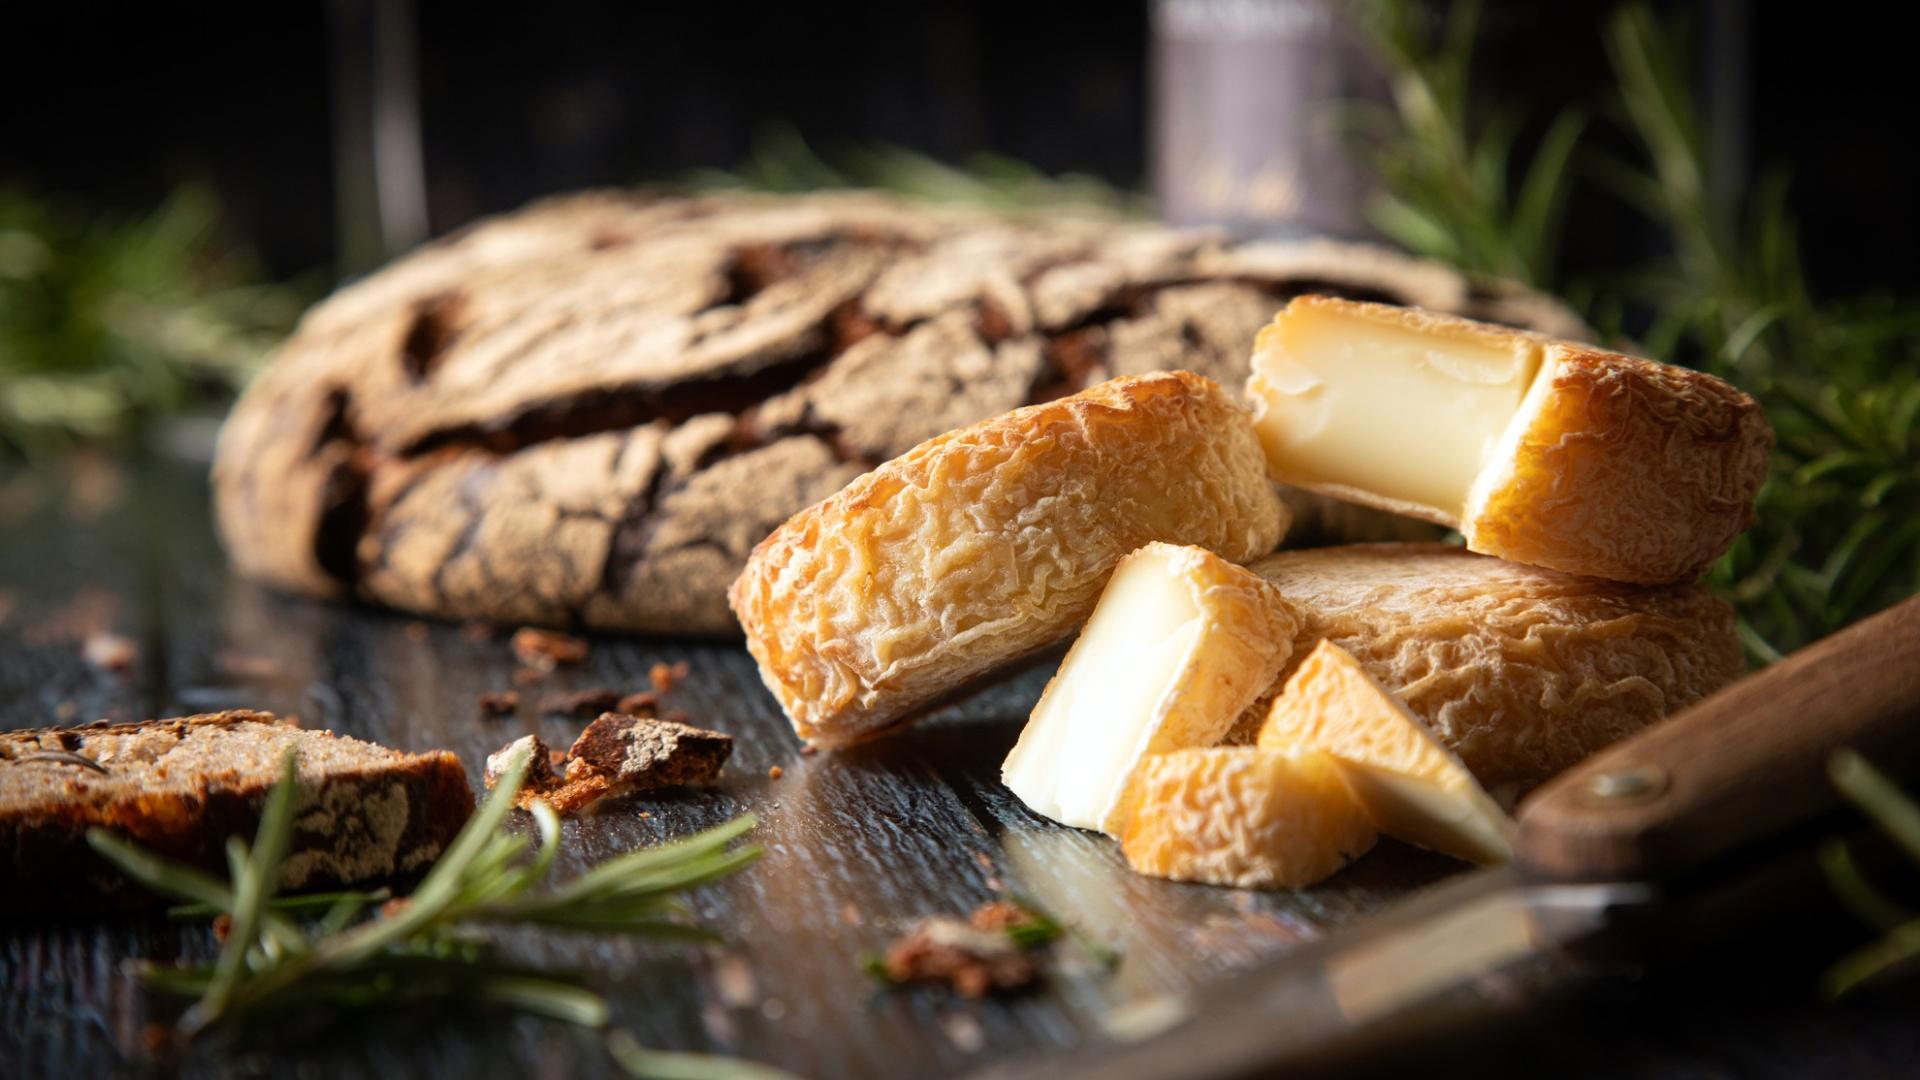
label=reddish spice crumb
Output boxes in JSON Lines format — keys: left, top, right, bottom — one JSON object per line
{"left": 477, "top": 690, "right": 520, "bottom": 717}
{"left": 83, "top": 631, "right": 138, "bottom": 672}
{"left": 615, "top": 690, "right": 660, "bottom": 715}
{"left": 881, "top": 918, "right": 1036, "bottom": 998}
{"left": 141, "top": 1022, "right": 176, "bottom": 1057}
{"left": 648, "top": 659, "right": 691, "bottom": 691}
{"left": 968, "top": 900, "right": 1035, "bottom": 933}
{"left": 768, "top": 765, "right": 784, "bottom": 780}
{"left": 511, "top": 627, "right": 589, "bottom": 670}
{"left": 211, "top": 913, "right": 234, "bottom": 943}
{"left": 403, "top": 620, "right": 429, "bottom": 642}
{"left": 538, "top": 688, "right": 622, "bottom": 718}
{"left": 380, "top": 897, "right": 411, "bottom": 920}
{"left": 215, "top": 650, "right": 283, "bottom": 680}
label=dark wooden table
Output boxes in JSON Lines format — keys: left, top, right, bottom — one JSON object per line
{"left": 4, "top": 448, "right": 1917, "bottom": 1079}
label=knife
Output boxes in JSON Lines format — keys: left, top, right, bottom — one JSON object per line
{"left": 990, "top": 594, "right": 1920, "bottom": 1080}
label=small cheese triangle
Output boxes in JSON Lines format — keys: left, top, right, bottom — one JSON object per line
{"left": 1120, "top": 747, "right": 1378, "bottom": 888}
{"left": 1259, "top": 640, "right": 1514, "bottom": 865}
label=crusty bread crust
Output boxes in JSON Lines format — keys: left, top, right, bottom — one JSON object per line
{"left": 1463, "top": 343, "right": 1773, "bottom": 584}
{"left": 728, "top": 372, "right": 1288, "bottom": 746}
{"left": 0, "top": 711, "right": 473, "bottom": 916}
{"left": 1234, "top": 544, "right": 1745, "bottom": 803}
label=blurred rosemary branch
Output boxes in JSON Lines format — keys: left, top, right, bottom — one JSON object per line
{"left": 0, "top": 185, "right": 307, "bottom": 458}
{"left": 1821, "top": 750, "right": 1920, "bottom": 997}
{"left": 686, "top": 125, "right": 1148, "bottom": 220}
{"left": 88, "top": 749, "right": 771, "bottom": 1072}
{"left": 1358, "top": 1, "right": 1920, "bottom": 661}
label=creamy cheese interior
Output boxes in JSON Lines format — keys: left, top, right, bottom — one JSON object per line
{"left": 1001, "top": 551, "right": 1205, "bottom": 833}
{"left": 1260, "top": 642, "right": 1513, "bottom": 865}
{"left": 1248, "top": 301, "right": 1543, "bottom": 521}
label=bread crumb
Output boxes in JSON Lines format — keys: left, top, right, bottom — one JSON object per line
{"left": 768, "top": 765, "right": 784, "bottom": 780}
{"left": 616, "top": 690, "right": 660, "bottom": 715}
{"left": 511, "top": 627, "right": 588, "bottom": 670}
{"left": 211, "top": 913, "right": 233, "bottom": 943}
{"left": 649, "top": 659, "right": 691, "bottom": 691}
{"left": 476, "top": 690, "right": 520, "bottom": 717}
{"left": 538, "top": 688, "right": 621, "bottom": 718}
{"left": 83, "top": 631, "right": 137, "bottom": 673}
{"left": 880, "top": 918, "right": 1036, "bottom": 998}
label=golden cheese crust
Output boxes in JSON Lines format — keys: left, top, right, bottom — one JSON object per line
{"left": 1234, "top": 543, "right": 1744, "bottom": 803}
{"left": 1464, "top": 344, "right": 1774, "bottom": 584}
{"left": 1120, "top": 748, "right": 1377, "bottom": 889}
{"left": 728, "top": 371, "right": 1288, "bottom": 746}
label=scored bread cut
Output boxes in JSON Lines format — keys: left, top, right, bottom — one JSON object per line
{"left": 1230, "top": 543, "right": 1745, "bottom": 804}
{"left": 0, "top": 711, "right": 474, "bottom": 915}
{"left": 1119, "top": 747, "right": 1377, "bottom": 889}
{"left": 729, "top": 371, "right": 1288, "bottom": 747}
{"left": 1260, "top": 640, "right": 1513, "bottom": 865}
{"left": 1001, "top": 542, "right": 1301, "bottom": 836}
{"left": 1246, "top": 296, "right": 1772, "bottom": 584}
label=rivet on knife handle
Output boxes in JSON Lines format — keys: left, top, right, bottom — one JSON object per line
{"left": 1515, "top": 595, "right": 1920, "bottom": 883}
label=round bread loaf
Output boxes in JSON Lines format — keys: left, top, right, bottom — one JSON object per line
{"left": 214, "top": 190, "right": 1585, "bottom": 635}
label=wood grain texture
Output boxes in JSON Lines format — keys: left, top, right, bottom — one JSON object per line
{"left": 1516, "top": 595, "right": 1920, "bottom": 882}
{"left": 0, "top": 455, "right": 1451, "bottom": 1079}
{"left": 5, "top": 454, "right": 1916, "bottom": 1079}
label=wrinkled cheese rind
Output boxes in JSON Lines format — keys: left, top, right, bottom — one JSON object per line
{"left": 730, "top": 372, "right": 1289, "bottom": 747}
{"left": 1120, "top": 748, "right": 1377, "bottom": 889}
{"left": 1463, "top": 343, "right": 1773, "bottom": 585}
{"left": 1259, "top": 640, "right": 1513, "bottom": 865}
{"left": 1232, "top": 543, "right": 1743, "bottom": 804}
{"left": 1001, "top": 542, "right": 1301, "bottom": 835}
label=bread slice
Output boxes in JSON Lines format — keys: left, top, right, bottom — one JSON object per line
{"left": 0, "top": 711, "right": 474, "bottom": 915}
{"left": 1259, "top": 641, "right": 1513, "bottom": 865}
{"left": 1000, "top": 543, "right": 1300, "bottom": 836}
{"left": 1246, "top": 296, "right": 1772, "bottom": 584}
{"left": 729, "top": 371, "right": 1288, "bottom": 747}
{"left": 1232, "top": 544, "right": 1744, "bottom": 803}
{"left": 1119, "top": 748, "right": 1377, "bottom": 889}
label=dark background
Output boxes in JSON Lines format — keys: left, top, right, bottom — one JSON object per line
{"left": 3, "top": 1, "right": 1912, "bottom": 298}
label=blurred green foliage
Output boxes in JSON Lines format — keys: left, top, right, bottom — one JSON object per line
{"left": 1358, "top": 0, "right": 1919, "bottom": 661}
{"left": 0, "top": 185, "right": 308, "bottom": 457}
{"left": 686, "top": 125, "right": 1149, "bottom": 219}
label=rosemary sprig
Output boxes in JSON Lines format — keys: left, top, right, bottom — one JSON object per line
{"left": 86, "top": 747, "right": 763, "bottom": 1040}
{"left": 1820, "top": 750, "right": 1920, "bottom": 997}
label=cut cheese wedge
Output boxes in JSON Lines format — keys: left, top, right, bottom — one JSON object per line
{"left": 1259, "top": 640, "right": 1513, "bottom": 865}
{"left": 1119, "top": 748, "right": 1377, "bottom": 889}
{"left": 1246, "top": 296, "right": 1772, "bottom": 584}
{"left": 1001, "top": 542, "right": 1300, "bottom": 836}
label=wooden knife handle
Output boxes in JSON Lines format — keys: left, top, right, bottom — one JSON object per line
{"left": 1515, "top": 595, "right": 1920, "bottom": 882}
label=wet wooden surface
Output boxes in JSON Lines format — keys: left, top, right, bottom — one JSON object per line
{"left": 3, "top": 450, "right": 1918, "bottom": 1079}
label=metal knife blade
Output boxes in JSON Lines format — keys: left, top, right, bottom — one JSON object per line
{"left": 987, "top": 867, "right": 1649, "bottom": 1079}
